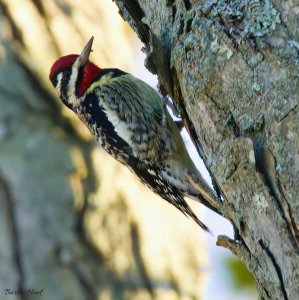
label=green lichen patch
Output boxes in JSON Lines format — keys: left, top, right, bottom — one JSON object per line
{"left": 202, "top": 0, "right": 281, "bottom": 38}
{"left": 210, "top": 38, "right": 234, "bottom": 59}
{"left": 253, "top": 192, "right": 269, "bottom": 213}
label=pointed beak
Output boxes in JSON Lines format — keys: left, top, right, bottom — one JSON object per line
{"left": 78, "top": 36, "right": 94, "bottom": 67}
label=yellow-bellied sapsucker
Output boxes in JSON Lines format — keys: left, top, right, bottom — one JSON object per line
{"left": 49, "top": 37, "right": 222, "bottom": 232}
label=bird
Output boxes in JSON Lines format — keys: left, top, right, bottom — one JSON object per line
{"left": 49, "top": 36, "right": 222, "bottom": 233}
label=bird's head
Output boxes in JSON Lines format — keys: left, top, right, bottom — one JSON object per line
{"left": 49, "top": 36, "right": 102, "bottom": 109}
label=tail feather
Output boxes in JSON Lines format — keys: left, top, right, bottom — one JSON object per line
{"left": 186, "top": 208, "right": 213, "bottom": 235}
{"left": 168, "top": 193, "right": 212, "bottom": 234}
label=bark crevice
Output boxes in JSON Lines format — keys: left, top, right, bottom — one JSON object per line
{"left": 259, "top": 240, "right": 288, "bottom": 300}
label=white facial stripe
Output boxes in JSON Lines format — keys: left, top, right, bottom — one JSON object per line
{"left": 56, "top": 73, "right": 62, "bottom": 90}
{"left": 66, "top": 58, "right": 81, "bottom": 107}
{"left": 69, "top": 60, "right": 79, "bottom": 94}
{"left": 56, "top": 73, "right": 63, "bottom": 93}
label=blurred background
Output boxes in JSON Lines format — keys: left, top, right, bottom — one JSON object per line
{"left": 0, "top": 0, "right": 257, "bottom": 299}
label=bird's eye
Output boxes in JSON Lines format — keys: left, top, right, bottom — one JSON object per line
{"left": 62, "top": 71, "right": 71, "bottom": 80}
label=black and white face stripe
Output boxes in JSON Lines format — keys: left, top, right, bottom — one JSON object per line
{"left": 53, "top": 69, "right": 73, "bottom": 108}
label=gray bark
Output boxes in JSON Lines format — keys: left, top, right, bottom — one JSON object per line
{"left": 0, "top": 1, "right": 207, "bottom": 299}
{"left": 113, "top": 0, "right": 299, "bottom": 299}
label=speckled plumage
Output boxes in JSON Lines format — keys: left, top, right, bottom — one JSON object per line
{"left": 49, "top": 37, "right": 221, "bottom": 232}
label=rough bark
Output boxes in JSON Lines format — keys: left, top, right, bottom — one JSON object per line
{"left": 0, "top": 1, "right": 208, "bottom": 299}
{"left": 113, "top": 0, "right": 299, "bottom": 299}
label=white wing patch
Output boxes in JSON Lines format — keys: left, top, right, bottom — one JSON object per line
{"left": 99, "top": 100, "right": 136, "bottom": 155}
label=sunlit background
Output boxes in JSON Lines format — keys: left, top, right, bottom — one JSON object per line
{"left": 0, "top": 0, "right": 257, "bottom": 299}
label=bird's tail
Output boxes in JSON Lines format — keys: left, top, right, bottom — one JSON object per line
{"left": 174, "top": 197, "right": 213, "bottom": 234}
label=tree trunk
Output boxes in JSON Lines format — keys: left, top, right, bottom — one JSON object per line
{"left": 113, "top": 0, "right": 299, "bottom": 299}
{"left": 0, "top": 1, "right": 208, "bottom": 299}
